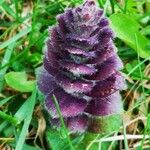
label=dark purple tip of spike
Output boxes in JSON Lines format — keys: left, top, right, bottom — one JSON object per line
{"left": 96, "top": 10, "right": 103, "bottom": 17}
{"left": 98, "top": 18, "right": 109, "bottom": 28}
{"left": 83, "top": 0, "right": 95, "bottom": 6}
{"left": 65, "top": 9, "right": 74, "bottom": 23}
{"left": 98, "top": 28, "right": 114, "bottom": 41}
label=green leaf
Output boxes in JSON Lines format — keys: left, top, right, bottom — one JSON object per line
{"left": 5, "top": 72, "right": 35, "bottom": 92}
{"left": 46, "top": 129, "right": 68, "bottom": 150}
{"left": 46, "top": 128, "right": 84, "bottom": 150}
{"left": 109, "top": 13, "right": 150, "bottom": 58}
{"left": 88, "top": 114, "right": 122, "bottom": 134}
{"left": 79, "top": 114, "right": 122, "bottom": 149}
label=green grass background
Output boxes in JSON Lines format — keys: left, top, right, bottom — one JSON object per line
{"left": 1, "top": 0, "right": 150, "bottom": 149}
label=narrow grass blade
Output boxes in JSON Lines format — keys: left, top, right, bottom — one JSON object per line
{"left": 0, "top": 92, "right": 35, "bottom": 133}
{"left": 0, "top": 110, "right": 18, "bottom": 125}
{"left": 0, "top": 95, "right": 15, "bottom": 106}
{"left": 123, "top": 123, "right": 129, "bottom": 150}
{"left": 0, "top": 0, "right": 5, "bottom": 5}
{"left": 0, "top": 43, "right": 15, "bottom": 92}
{"left": 124, "top": 0, "right": 128, "bottom": 14}
{"left": 109, "top": 0, "right": 115, "bottom": 13}
{"left": 0, "top": 27, "right": 31, "bottom": 49}
{"left": 0, "top": 121, "right": 9, "bottom": 133}
{"left": 140, "top": 115, "right": 150, "bottom": 150}
{"left": 15, "top": 88, "right": 37, "bottom": 150}
{"left": 1, "top": 2, "right": 17, "bottom": 19}
{"left": 127, "top": 56, "right": 150, "bottom": 76}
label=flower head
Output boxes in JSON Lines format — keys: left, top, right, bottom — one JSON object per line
{"left": 38, "top": 0, "right": 126, "bottom": 133}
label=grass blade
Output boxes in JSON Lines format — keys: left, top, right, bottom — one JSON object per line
{"left": 1, "top": 2, "right": 17, "bottom": 19}
{"left": 123, "top": 123, "right": 129, "bottom": 150}
{"left": 0, "top": 43, "right": 15, "bottom": 92}
{"left": 15, "top": 88, "right": 37, "bottom": 150}
{"left": 0, "top": 27, "right": 31, "bottom": 49}
{"left": 0, "top": 110, "right": 18, "bottom": 125}
{"left": 0, "top": 96, "right": 15, "bottom": 106}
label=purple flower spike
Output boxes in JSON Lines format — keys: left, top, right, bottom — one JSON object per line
{"left": 38, "top": 0, "right": 126, "bottom": 133}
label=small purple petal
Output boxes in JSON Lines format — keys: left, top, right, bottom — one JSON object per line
{"left": 56, "top": 75, "right": 94, "bottom": 94}
{"left": 50, "top": 118, "right": 61, "bottom": 128}
{"left": 37, "top": 67, "right": 57, "bottom": 94}
{"left": 66, "top": 35, "right": 96, "bottom": 50}
{"left": 83, "top": 0, "right": 95, "bottom": 7}
{"left": 98, "top": 28, "right": 114, "bottom": 44}
{"left": 65, "top": 9, "right": 74, "bottom": 25}
{"left": 85, "top": 92, "right": 123, "bottom": 116}
{"left": 45, "top": 88, "right": 87, "bottom": 118}
{"left": 57, "top": 14, "right": 70, "bottom": 36}
{"left": 87, "top": 72, "right": 126, "bottom": 98}
{"left": 92, "top": 10, "right": 103, "bottom": 24}
{"left": 87, "top": 43, "right": 116, "bottom": 64}
{"left": 60, "top": 61, "right": 97, "bottom": 75}
{"left": 46, "top": 40, "right": 55, "bottom": 52}
{"left": 65, "top": 47, "right": 95, "bottom": 57}
{"left": 43, "top": 57, "right": 60, "bottom": 77}
{"left": 51, "top": 27, "right": 64, "bottom": 50}
{"left": 98, "top": 18, "right": 109, "bottom": 28}
{"left": 77, "top": 24, "right": 95, "bottom": 36}
{"left": 90, "top": 16, "right": 107, "bottom": 37}
{"left": 50, "top": 115, "right": 88, "bottom": 132}
{"left": 67, "top": 115, "right": 88, "bottom": 132}
{"left": 86, "top": 55, "right": 123, "bottom": 81}
{"left": 46, "top": 50, "right": 59, "bottom": 63}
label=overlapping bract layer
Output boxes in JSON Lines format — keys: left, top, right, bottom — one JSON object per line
{"left": 38, "top": 0, "right": 126, "bottom": 133}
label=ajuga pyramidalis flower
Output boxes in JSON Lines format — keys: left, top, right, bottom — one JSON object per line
{"left": 38, "top": 0, "right": 126, "bottom": 133}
